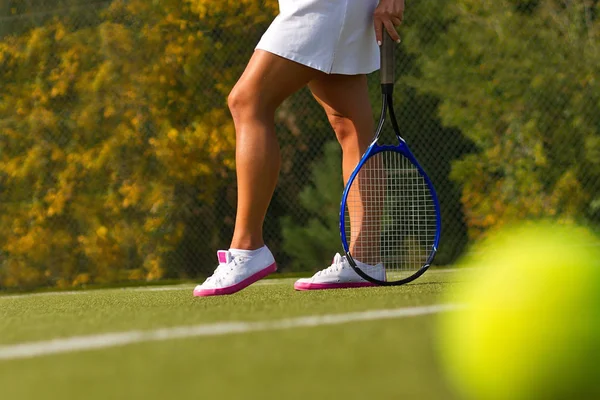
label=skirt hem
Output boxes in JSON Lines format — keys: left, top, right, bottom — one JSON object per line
{"left": 255, "top": 46, "right": 379, "bottom": 76}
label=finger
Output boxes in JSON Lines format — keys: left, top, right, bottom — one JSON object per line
{"left": 392, "top": 17, "right": 403, "bottom": 26}
{"left": 374, "top": 18, "right": 383, "bottom": 46}
{"left": 382, "top": 19, "right": 401, "bottom": 43}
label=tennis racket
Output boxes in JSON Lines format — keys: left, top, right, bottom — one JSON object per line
{"left": 339, "top": 32, "right": 441, "bottom": 286}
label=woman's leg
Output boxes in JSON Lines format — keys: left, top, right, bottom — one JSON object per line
{"left": 293, "top": 73, "right": 384, "bottom": 291}
{"left": 308, "top": 74, "right": 377, "bottom": 264}
{"left": 194, "top": 52, "right": 324, "bottom": 296}
{"left": 228, "top": 51, "right": 323, "bottom": 250}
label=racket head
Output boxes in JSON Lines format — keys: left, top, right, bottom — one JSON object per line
{"left": 339, "top": 143, "right": 441, "bottom": 286}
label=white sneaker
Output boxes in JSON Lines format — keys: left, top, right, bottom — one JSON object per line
{"left": 193, "top": 246, "right": 277, "bottom": 297}
{"left": 294, "top": 253, "right": 386, "bottom": 291}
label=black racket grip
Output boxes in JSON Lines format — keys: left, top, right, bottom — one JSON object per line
{"left": 380, "top": 33, "right": 395, "bottom": 86}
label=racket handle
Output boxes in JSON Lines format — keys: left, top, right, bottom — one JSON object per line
{"left": 380, "top": 32, "right": 395, "bottom": 87}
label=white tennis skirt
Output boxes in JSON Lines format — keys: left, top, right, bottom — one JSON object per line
{"left": 256, "top": 0, "right": 380, "bottom": 75}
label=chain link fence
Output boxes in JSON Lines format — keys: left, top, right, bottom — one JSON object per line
{"left": 1, "top": 0, "right": 599, "bottom": 290}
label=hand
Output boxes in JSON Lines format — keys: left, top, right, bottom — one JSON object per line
{"left": 374, "top": 0, "right": 405, "bottom": 45}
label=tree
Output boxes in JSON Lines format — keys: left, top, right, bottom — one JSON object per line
{"left": 280, "top": 141, "right": 344, "bottom": 271}
{"left": 0, "top": 0, "right": 280, "bottom": 288}
{"left": 404, "top": 0, "right": 600, "bottom": 239}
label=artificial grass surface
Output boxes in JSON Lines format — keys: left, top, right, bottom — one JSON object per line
{"left": 0, "top": 269, "right": 466, "bottom": 400}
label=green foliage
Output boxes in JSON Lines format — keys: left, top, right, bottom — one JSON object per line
{"left": 404, "top": 0, "right": 600, "bottom": 239}
{"left": 0, "top": 0, "right": 106, "bottom": 38}
{"left": 281, "top": 141, "right": 344, "bottom": 271}
{"left": 0, "top": 0, "right": 278, "bottom": 289}
{"left": 2, "top": 0, "right": 598, "bottom": 288}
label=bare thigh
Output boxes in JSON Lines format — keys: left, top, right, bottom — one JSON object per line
{"left": 229, "top": 50, "right": 325, "bottom": 117}
{"left": 308, "top": 74, "right": 373, "bottom": 124}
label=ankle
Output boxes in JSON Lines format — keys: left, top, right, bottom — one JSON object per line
{"left": 230, "top": 238, "right": 265, "bottom": 251}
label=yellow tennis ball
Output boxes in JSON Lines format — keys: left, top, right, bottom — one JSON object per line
{"left": 439, "top": 222, "right": 600, "bottom": 400}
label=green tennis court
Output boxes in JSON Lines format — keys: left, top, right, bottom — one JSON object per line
{"left": 0, "top": 269, "right": 467, "bottom": 400}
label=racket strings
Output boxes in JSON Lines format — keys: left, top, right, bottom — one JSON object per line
{"left": 344, "top": 151, "right": 437, "bottom": 279}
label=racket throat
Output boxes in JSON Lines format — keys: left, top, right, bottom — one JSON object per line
{"left": 381, "top": 83, "right": 394, "bottom": 96}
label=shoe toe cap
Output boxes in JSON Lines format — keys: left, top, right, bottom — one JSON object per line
{"left": 193, "top": 284, "right": 209, "bottom": 293}
{"left": 293, "top": 278, "right": 314, "bottom": 290}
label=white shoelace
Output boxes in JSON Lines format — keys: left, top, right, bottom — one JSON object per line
{"left": 316, "top": 254, "right": 347, "bottom": 277}
{"left": 205, "top": 255, "right": 250, "bottom": 283}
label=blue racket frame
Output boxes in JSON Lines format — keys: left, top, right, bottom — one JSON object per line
{"left": 339, "top": 92, "right": 442, "bottom": 286}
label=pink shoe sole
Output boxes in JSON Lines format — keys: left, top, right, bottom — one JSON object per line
{"left": 294, "top": 281, "right": 377, "bottom": 291}
{"left": 193, "top": 263, "right": 277, "bottom": 297}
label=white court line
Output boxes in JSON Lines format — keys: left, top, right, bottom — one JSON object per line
{"left": 0, "top": 285, "right": 192, "bottom": 300}
{"left": 0, "top": 304, "right": 460, "bottom": 361}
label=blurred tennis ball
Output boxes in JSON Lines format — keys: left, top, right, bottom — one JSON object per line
{"left": 439, "top": 222, "right": 600, "bottom": 400}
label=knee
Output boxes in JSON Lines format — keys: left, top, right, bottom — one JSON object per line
{"left": 228, "top": 83, "right": 272, "bottom": 121}
{"left": 328, "top": 114, "right": 357, "bottom": 147}
{"left": 228, "top": 85, "right": 253, "bottom": 120}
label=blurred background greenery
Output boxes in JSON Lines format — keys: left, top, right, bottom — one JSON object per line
{"left": 0, "top": 0, "right": 598, "bottom": 290}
